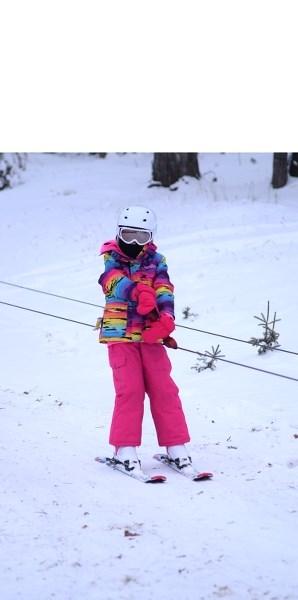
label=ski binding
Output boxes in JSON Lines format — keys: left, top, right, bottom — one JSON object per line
{"left": 95, "top": 456, "right": 166, "bottom": 484}
{"left": 153, "top": 453, "right": 213, "bottom": 481}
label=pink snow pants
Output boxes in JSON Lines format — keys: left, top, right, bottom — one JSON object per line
{"left": 107, "top": 342, "right": 190, "bottom": 448}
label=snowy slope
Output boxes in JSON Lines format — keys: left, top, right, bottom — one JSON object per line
{"left": 1, "top": 153, "right": 298, "bottom": 600}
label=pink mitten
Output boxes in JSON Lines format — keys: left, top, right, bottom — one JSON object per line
{"left": 133, "top": 283, "right": 157, "bottom": 316}
{"left": 142, "top": 314, "right": 175, "bottom": 343}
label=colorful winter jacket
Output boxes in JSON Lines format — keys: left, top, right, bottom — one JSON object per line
{"left": 98, "top": 240, "right": 175, "bottom": 343}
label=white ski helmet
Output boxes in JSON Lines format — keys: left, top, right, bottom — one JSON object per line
{"left": 117, "top": 205, "right": 157, "bottom": 236}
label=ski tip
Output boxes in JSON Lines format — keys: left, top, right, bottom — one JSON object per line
{"left": 147, "top": 475, "right": 167, "bottom": 483}
{"left": 194, "top": 472, "right": 213, "bottom": 480}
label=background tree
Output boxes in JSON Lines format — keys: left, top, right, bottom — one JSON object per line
{"left": 289, "top": 153, "right": 298, "bottom": 177}
{"left": 89, "top": 153, "right": 107, "bottom": 158}
{"left": 0, "top": 153, "right": 27, "bottom": 191}
{"left": 151, "top": 153, "right": 201, "bottom": 188}
{"left": 271, "top": 153, "right": 288, "bottom": 189}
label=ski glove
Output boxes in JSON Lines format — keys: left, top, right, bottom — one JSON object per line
{"left": 142, "top": 313, "right": 175, "bottom": 343}
{"left": 132, "top": 282, "right": 158, "bottom": 316}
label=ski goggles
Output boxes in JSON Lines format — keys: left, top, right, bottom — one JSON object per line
{"left": 118, "top": 227, "right": 153, "bottom": 245}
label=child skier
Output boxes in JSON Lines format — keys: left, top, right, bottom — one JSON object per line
{"left": 98, "top": 205, "right": 191, "bottom": 477}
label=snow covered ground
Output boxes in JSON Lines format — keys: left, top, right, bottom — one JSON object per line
{"left": 1, "top": 153, "right": 298, "bottom": 600}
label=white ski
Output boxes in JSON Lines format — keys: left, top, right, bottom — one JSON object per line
{"left": 95, "top": 456, "right": 166, "bottom": 484}
{"left": 153, "top": 453, "right": 213, "bottom": 481}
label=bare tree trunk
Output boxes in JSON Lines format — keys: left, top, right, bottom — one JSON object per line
{"left": 151, "top": 153, "right": 200, "bottom": 187}
{"left": 289, "top": 153, "right": 298, "bottom": 177}
{"left": 271, "top": 153, "right": 288, "bottom": 189}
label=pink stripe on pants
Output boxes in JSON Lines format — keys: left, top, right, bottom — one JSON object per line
{"left": 108, "top": 342, "right": 190, "bottom": 447}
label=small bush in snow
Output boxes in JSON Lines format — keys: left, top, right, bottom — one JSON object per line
{"left": 191, "top": 345, "right": 224, "bottom": 373}
{"left": 250, "top": 301, "right": 281, "bottom": 354}
{"left": 182, "top": 306, "right": 198, "bottom": 320}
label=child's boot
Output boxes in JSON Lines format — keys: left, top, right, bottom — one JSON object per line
{"left": 114, "top": 446, "right": 142, "bottom": 473}
{"left": 166, "top": 444, "right": 192, "bottom": 469}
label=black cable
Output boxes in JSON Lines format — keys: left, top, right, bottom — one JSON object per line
{"left": 0, "top": 301, "right": 94, "bottom": 328}
{"left": 177, "top": 345, "right": 298, "bottom": 383}
{"left": 175, "top": 324, "right": 298, "bottom": 356}
{"left": 0, "top": 280, "right": 100, "bottom": 308}
{"left": 1, "top": 279, "right": 297, "bottom": 356}
{"left": 1, "top": 300, "right": 297, "bottom": 383}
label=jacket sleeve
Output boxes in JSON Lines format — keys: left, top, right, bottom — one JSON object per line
{"left": 154, "top": 255, "right": 175, "bottom": 318}
{"left": 98, "top": 253, "right": 135, "bottom": 300}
